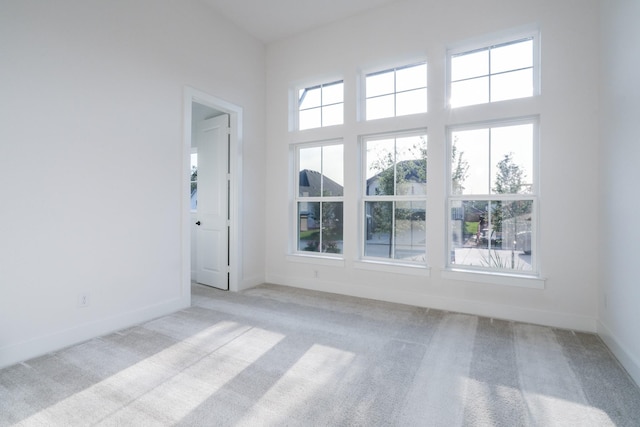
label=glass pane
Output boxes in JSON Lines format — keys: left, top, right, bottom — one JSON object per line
{"left": 321, "top": 202, "right": 343, "bottom": 254}
{"left": 394, "top": 201, "right": 426, "bottom": 262}
{"left": 322, "top": 145, "right": 344, "bottom": 196}
{"left": 367, "top": 70, "right": 394, "bottom": 98}
{"left": 491, "top": 39, "right": 533, "bottom": 74}
{"left": 299, "top": 108, "right": 321, "bottom": 130}
{"left": 365, "top": 139, "right": 395, "bottom": 195}
{"left": 490, "top": 124, "right": 534, "bottom": 194}
{"left": 491, "top": 68, "right": 533, "bottom": 102}
{"left": 322, "top": 103, "right": 343, "bottom": 127}
{"left": 299, "top": 86, "right": 321, "bottom": 110}
{"left": 364, "top": 201, "right": 393, "bottom": 258}
{"left": 451, "top": 129, "right": 490, "bottom": 194}
{"left": 190, "top": 153, "right": 198, "bottom": 210}
{"left": 322, "top": 81, "right": 343, "bottom": 105}
{"left": 450, "top": 199, "right": 533, "bottom": 271}
{"left": 450, "top": 77, "right": 489, "bottom": 108}
{"left": 366, "top": 94, "right": 395, "bottom": 120}
{"left": 493, "top": 200, "right": 533, "bottom": 258}
{"left": 298, "top": 201, "right": 320, "bottom": 252}
{"left": 395, "top": 135, "right": 427, "bottom": 196}
{"left": 396, "top": 88, "right": 427, "bottom": 116}
{"left": 299, "top": 146, "right": 322, "bottom": 196}
{"left": 451, "top": 49, "right": 488, "bottom": 81}
{"left": 396, "top": 63, "right": 427, "bottom": 92}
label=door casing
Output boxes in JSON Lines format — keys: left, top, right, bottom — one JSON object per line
{"left": 182, "top": 87, "right": 243, "bottom": 301}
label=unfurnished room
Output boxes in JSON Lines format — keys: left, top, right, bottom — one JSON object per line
{"left": 1, "top": 0, "right": 640, "bottom": 425}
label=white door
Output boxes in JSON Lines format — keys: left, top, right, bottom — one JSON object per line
{"left": 195, "top": 114, "right": 229, "bottom": 290}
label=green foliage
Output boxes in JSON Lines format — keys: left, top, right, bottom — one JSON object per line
{"left": 451, "top": 142, "right": 469, "bottom": 194}
{"left": 465, "top": 221, "right": 479, "bottom": 235}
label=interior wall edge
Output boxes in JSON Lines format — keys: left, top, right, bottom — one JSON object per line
{"left": 0, "top": 298, "right": 188, "bottom": 370}
{"left": 265, "top": 275, "right": 597, "bottom": 333}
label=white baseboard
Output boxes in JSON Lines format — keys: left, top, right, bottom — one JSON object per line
{"left": 266, "top": 274, "right": 597, "bottom": 332}
{"left": 598, "top": 320, "right": 640, "bottom": 388}
{"left": 0, "top": 298, "right": 188, "bottom": 370}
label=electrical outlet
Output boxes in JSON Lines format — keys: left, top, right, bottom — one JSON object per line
{"left": 77, "top": 293, "right": 90, "bottom": 308}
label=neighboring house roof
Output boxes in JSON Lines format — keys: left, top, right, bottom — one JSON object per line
{"left": 299, "top": 169, "right": 343, "bottom": 196}
{"left": 366, "top": 159, "right": 426, "bottom": 194}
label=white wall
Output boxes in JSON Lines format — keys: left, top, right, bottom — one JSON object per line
{"left": 0, "top": 0, "right": 265, "bottom": 368}
{"left": 598, "top": 0, "right": 640, "bottom": 386}
{"left": 265, "top": 0, "right": 600, "bottom": 331}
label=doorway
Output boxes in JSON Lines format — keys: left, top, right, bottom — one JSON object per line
{"left": 182, "top": 87, "right": 242, "bottom": 297}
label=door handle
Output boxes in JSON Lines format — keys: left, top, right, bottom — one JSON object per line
{"left": 195, "top": 221, "right": 201, "bottom": 226}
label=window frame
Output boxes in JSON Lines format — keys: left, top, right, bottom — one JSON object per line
{"left": 446, "top": 30, "right": 540, "bottom": 109}
{"left": 296, "top": 80, "right": 345, "bottom": 131}
{"left": 360, "top": 128, "right": 428, "bottom": 266}
{"left": 292, "top": 139, "right": 345, "bottom": 258}
{"left": 363, "top": 62, "right": 428, "bottom": 121}
{"left": 446, "top": 116, "right": 540, "bottom": 277}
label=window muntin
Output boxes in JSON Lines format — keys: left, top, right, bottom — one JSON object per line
{"left": 448, "top": 120, "right": 537, "bottom": 274}
{"left": 296, "top": 142, "right": 344, "bottom": 254}
{"left": 365, "top": 63, "right": 427, "bottom": 120}
{"left": 450, "top": 38, "right": 534, "bottom": 108}
{"left": 363, "top": 132, "right": 427, "bottom": 263}
{"left": 298, "top": 81, "right": 344, "bottom": 130}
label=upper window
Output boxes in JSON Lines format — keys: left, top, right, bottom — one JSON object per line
{"left": 365, "top": 63, "right": 427, "bottom": 120}
{"left": 295, "top": 142, "right": 344, "bottom": 255}
{"left": 449, "top": 36, "right": 536, "bottom": 108}
{"left": 448, "top": 119, "right": 537, "bottom": 275}
{"left": 298, "top": 81, "right": 344, "bottom": 130}
{"left": 362, "top": 131, "right": 427, "bottom": 263}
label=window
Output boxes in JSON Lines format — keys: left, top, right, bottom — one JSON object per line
{"left": 362, "top": 131, "right": 427, "bottom": 263}
{"left": 190, "top": 152, "right": 198, "bottom": 210}
{"left": 449, "top": 36, "right": 536, "bottom": 108}
{"left": 295, "top": 142, "right": 344, "bottom": 254}
{"left": 448, "top": 119, "right": 537, "bottom": 274}
{"left": 298, "top": 81, "right": 344, "bottom": 130}
{"left": 365, "top": 63, "right": 427, "bottom": 120}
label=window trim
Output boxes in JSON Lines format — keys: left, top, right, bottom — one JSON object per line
{"left": 292, "top": 139, "right": 345, "bottom": 258}
{"left": 445, "top": 116, "right": 540, "bottom": 278}
{"left": 359, "top": 128, "right": 428, "bottom": 266}
{"left": 446, "top": 29, "right": 540, "bottom": 109}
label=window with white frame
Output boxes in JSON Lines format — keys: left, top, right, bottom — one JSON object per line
{"left": 362, "top": 131, "right": 427, "bottom": 263}
{"left": 449, "top": 36, "right": 537, "bottom": 108}
{"left": 295, "top": 142, "right": 344, "bottom": 254}
{"left": 365, "top": 63, "right": 427, "bottom": 120}
{"left": 298, "top": 81, "right": 344, "bottom": 130}
{"left": 448, "top": 119, "right": 537, "bottom": 274}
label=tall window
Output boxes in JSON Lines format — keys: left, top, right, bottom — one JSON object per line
{"left": 295, "top": 142, "right": 344, "bottom": 254}
{"left": 362, "top": 131, "right": 427, "bottom": 263}
{"left": 448, "top": 119, "right": 537, "bottom": 274}
{"left": 449, "top": 36, "right": 536, "bottom": 108}
{"left": 298, "top": 81, "right": 344, "bottom": 130}
{"left": 365, "top": 63, "right": 427, "bottom": 120}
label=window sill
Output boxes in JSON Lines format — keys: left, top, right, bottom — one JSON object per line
{"left": 286, "top": 254, "right": 345, "bottom": 268}
{"left": 441, "top": 268, "right": 545, "bottom": 289}
{"left": 354, "top": 260, "right": 430, "bottom": 277}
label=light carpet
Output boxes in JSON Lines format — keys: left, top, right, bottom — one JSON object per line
{"left": 1, "top": 283, "right": 639, "bottom": 426}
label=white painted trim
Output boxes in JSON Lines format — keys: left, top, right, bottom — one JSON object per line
{"left": 183, "top": 87, "right": 244, "bottom": 293}
{"left": 266, "top": 275, "right": 595, "bottom": 332}
{"left": 0, "top": 298, "right": 186, "bottom": 370}
{"left": 598, "top": 320, "right": 640, "bottom": 388}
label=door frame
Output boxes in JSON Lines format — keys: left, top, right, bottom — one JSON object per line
{"left": 182, "top": 86, "right": 243, "bottom": 300}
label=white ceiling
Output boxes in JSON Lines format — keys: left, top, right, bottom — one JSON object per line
{"left": 200, "top": 0, "right": 403, "bottom": 43}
